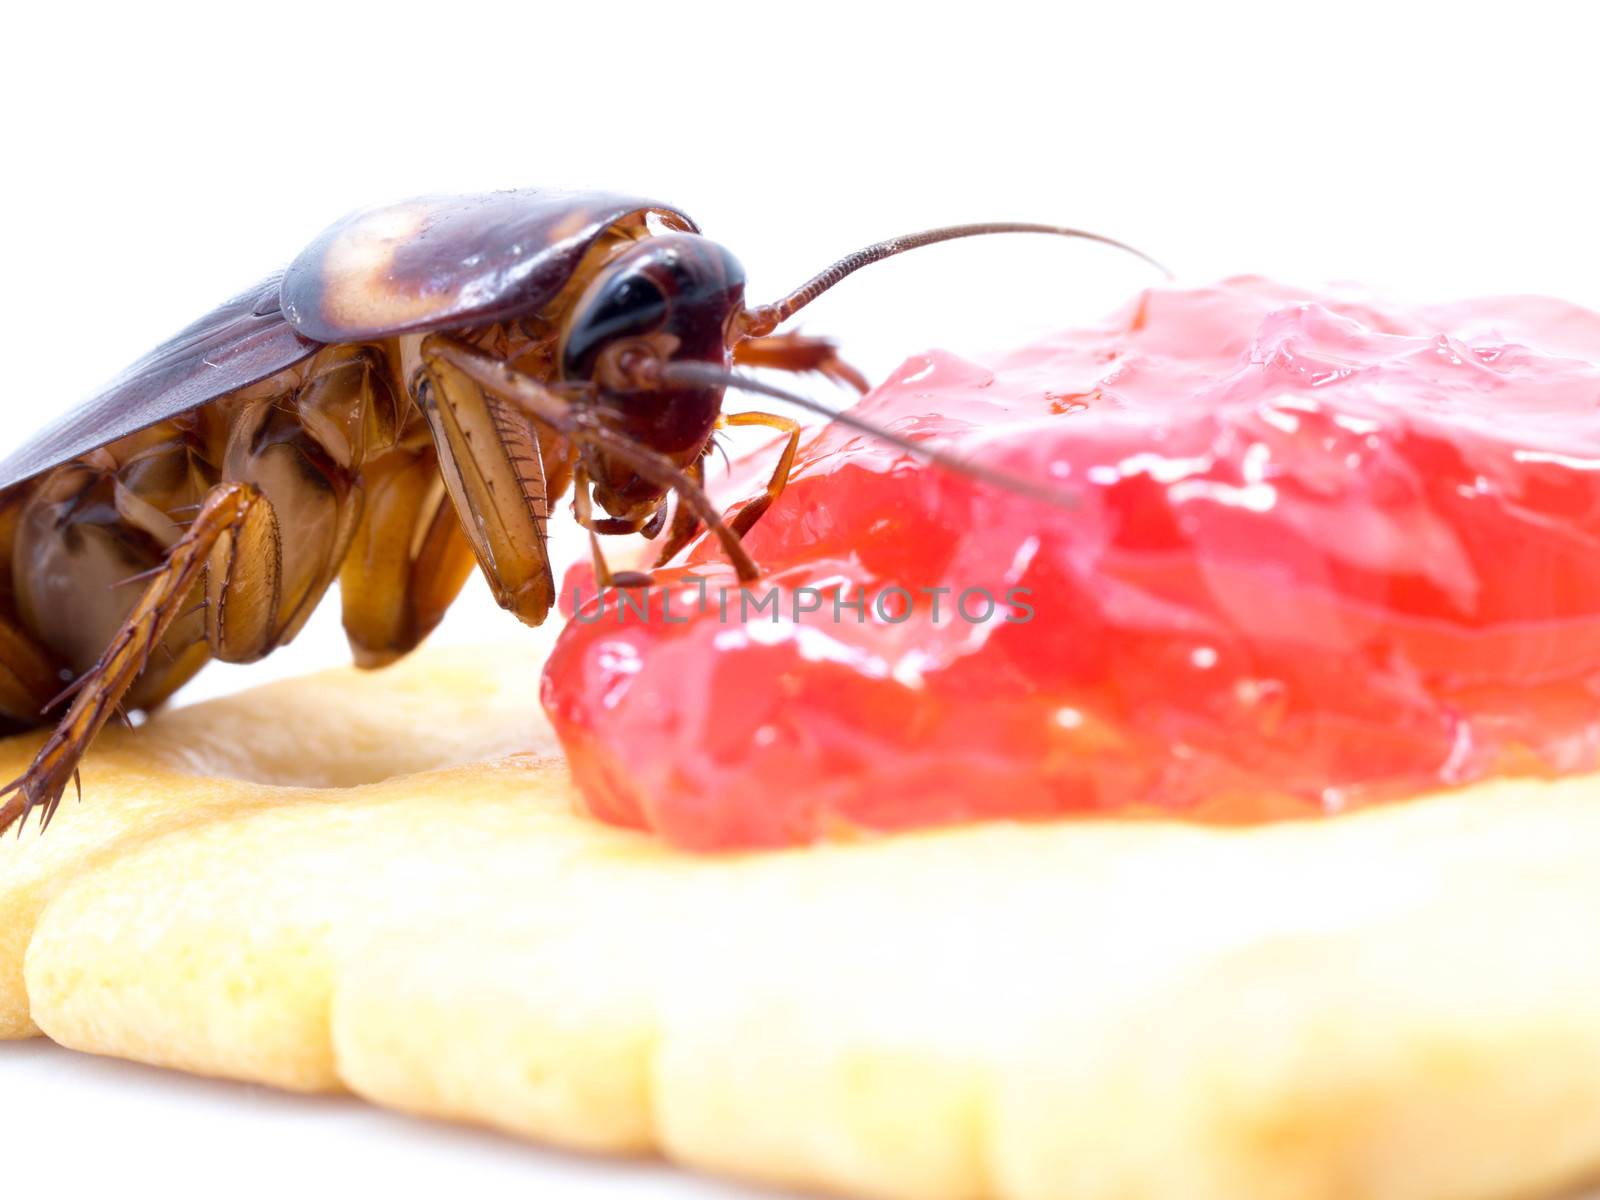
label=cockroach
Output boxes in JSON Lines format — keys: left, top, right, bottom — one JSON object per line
{"left": 0, "top": 188, "right": 1159, "bottom": 833}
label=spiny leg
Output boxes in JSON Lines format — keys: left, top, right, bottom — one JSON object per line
{"left": 567, "top": 463, "right": 658, "bottom": 590}
{"left": 570, "top": 465, "right": 617, "bottom": 589}
{"left": 651, "top": 456, "right": 707, "bottom": 568}
{"left": 733, "top": 331, "right": 869, "bottom": 394}
{"left": 652, "top": 413, "right": 799, "bottom": 568}
{"left": 421, "top": 335, "right": 761, "bottom": 583}
{"left": 220, "top": 396, "right": 365, "bottom": 650}
{"left": 0, "top": 482, "right": 271, "bottom": 835}
{"left": 413, "top": 347, "right": 558, "bottom": 626}
{"left": 722, "top": 411, "right": 802, "bottom": 538}
{"left": 339, "top": 449, "right": 478, "bottom": 668}
{"left": 11, "top": 453, "right": 214, "bottom": 717}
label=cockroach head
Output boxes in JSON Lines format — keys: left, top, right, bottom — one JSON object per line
{"left": 558, "top": 233, "right": 747, "bottom": 521}
{"left": 559, "top": 234, "right": 746, "bottom": 388}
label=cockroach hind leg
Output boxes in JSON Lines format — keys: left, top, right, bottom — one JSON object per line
{"left": 0, "top": 781, "right": 28, "bottom": 837}
{"left": 1, "top": 482, "right": 274, "bottom": 839}
{"left": 0, "top": 749, "right": 70, "bottom": 837}
{"left": 426, "top": 335, "right": 763, "bottom": 583}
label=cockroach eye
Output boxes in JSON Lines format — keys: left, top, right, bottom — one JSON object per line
{"left": 561, "top": 266, "right": 670, "bottom": 379}
{"left": 560, "top": 234, "right": 747, "bottom": 383}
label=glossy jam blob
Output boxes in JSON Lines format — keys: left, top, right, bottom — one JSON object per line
{"left": 542, "top": 277, "right": 1600, "bottom": 850}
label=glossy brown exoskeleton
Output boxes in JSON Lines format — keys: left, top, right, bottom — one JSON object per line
{"left": 0, "top": 188, "right": 1159, "bottom": 833}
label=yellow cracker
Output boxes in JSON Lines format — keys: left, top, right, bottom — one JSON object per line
{"left": 6, "top": 638, "right": 1600, "bottom": 1198}
{"left": 0, "top": 637, "right": 559, "bottom": 1038}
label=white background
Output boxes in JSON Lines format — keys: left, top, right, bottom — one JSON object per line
{"left": 3, "top": 1, "right": 1598, "bottom": 1195}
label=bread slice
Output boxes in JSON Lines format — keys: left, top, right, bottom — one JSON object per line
{"left": 5, "top": 636, "right": 1600, "bottom": 1200}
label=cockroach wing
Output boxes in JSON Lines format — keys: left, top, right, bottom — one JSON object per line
{"left": 280, "top": 189, "right": 697, "bottom": 343}
{"left": 0, "top": 274, "right": 319, "bottom": 491}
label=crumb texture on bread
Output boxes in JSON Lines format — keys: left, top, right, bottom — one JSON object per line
{"left": 5, "top": 636, "right": 1600, "bottom": 1200}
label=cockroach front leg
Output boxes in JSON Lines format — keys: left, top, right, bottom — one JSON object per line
{"left": 649, "top": 413, "right": 800, "bottom": 568}
{"left": 721, "top": 412, "right": 802, "bottom": 538}
{"left": 413, "top": 346, "right": 559, "bottom": 627}
{"left": 566, "top": 464, "right": 658, "bottom": 590}
{"left": 421, "top": 336, "right": 762, "bottom": 583}
{"left": 570, "top": 465, "right": 618, "bottom": 588}
{"left": 651, "top": 456, "right": 707, "bottom": 567}
{"left": 733, "top": 331, "right": 869, "bottom": 394}
{"left": 0, "top": 482, "right": 275, "bottom": 835}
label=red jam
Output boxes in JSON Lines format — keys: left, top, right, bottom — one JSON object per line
{"left": 541, "top": 277, "right": 1600, "bottom": 851}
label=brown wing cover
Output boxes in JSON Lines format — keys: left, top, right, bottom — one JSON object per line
{"left": 0, "top": 191, "right": 696, "bottom": 492}
{"left": 0, "top": 275, "right": 318, "bottom": 491}
{"left": 280, "top": 189, "right": 698, "bottom": 343}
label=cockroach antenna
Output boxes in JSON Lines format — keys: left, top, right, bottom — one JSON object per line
{"left": 657, "top": 362, "right": 1081, "bottom": 511}
{"left": 737, "top": 223, "right": 1171, "bottom": 338}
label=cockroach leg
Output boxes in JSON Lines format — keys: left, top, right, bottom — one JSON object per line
{"left": 201, "top": 483, "right": 285, "bottom": 663}
{"left": 732, "top": 332, "right": 869, "bottom": 394}
{"left": 339, "top": 449, "right": 478, "bottom": 668}
{"left": 653, "top": 456, "right": 707, "bottom": 568}
{"left": 0, "top": 482, "right": 272, "bottom": 835}
{"left": 218, "top": 395, "right": 365, "bottom": 653}
{"left": 568, "top": 425, "right": 759, "bottom": 581}
{"left": 585, "top": 530, "right": 617, "bottom": 588}
{"left": 569, "top": 467, "right": 658, "bottom": 589}
{"left": 570, "top": 465, "right": 617, "bottom": 589}
{"left": 568, "top": 474, "right": 653, "bottom": 538}
{"left": 639, "top": 504, "right": 668, "bottom": 540}
{"left": 721, "top": 411, "right": 802, "bottom": 539}
{"left": 422, "top": 336, "right": 762, "bottom": 583}
{"left": 414, "top": 346, "right": 557, "bottom": 626}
